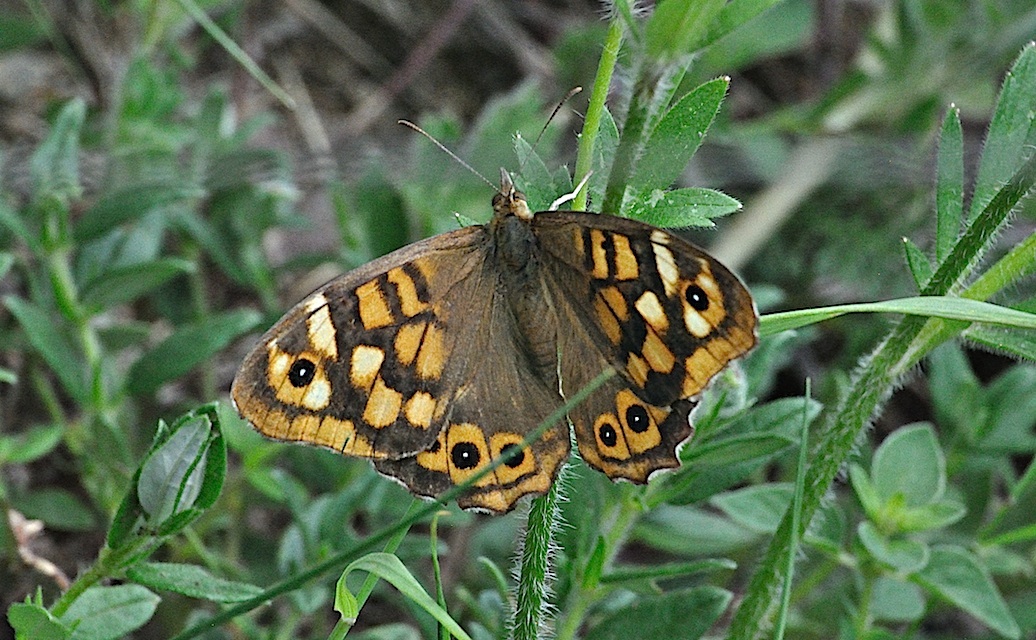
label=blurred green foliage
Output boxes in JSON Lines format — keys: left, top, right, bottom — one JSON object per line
{"left": 1, "top": 1, "right": 1035, "bottom": 639}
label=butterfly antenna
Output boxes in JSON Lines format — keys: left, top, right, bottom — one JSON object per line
{"left": 398, "top": 119, "right": 497, "bottom": 191}
{"left": 534, "top": 86, "right": 582, "bottom": 150}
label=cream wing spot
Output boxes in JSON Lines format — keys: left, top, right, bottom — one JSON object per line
{"left": 363, "top": 378, "right": 403, "bottom": 428}
{"left": 351, "top": 345, "right": 385, "bottom": 389}
{"left": 634, "top": 291, "right": 668, "bottom": 333}
{"left": 305, "top": 303, "right": 339, "bottom": 360}
{"left": 300, "top": 377, "right": 332, "bottom": 410}
{"left": 652, "top": 243, "right": 679, "bottom": 297}
{"left": 404, "top": 392, "right": 436, "bottom": 429}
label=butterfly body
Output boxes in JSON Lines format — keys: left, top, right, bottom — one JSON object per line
{"left": 232, "top": 176, "right": 757, "bottom": 513}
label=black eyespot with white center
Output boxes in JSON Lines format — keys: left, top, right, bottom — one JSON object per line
{"left": 626, "top": 405, "right": 650, "bottom": 433}
{"left": 686, "top": 285, "right": 709, "bottom": 311}
{"left": 452, "top": 442, "right": 480, "bottom": 469}
{"left": 599, "top": 422, "right": 618, "bottom": 447}
{"left": 499, "top": 444, "right": 525, "bottom": 468}
{"left": 288, "top": 358, "right": 316, "bottom": 387}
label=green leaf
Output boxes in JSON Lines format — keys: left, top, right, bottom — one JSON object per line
{"left": 137, "top": 415, "right": 212, "bottom": 526}
{"left": 965, "top": 323, "right": 1036, "bottom": 362}
{"left": 59, "top": 585, "right": 159, "bottom": 640}
{"left": 11, "top": 488, "right": 96, "bottom": 531}
{"left": 699, "top": 0, "right": 786, "bottom": 50}
{"left": 584, "top": 587, "right": 731, "bottom": 640}
{"left": 901, "top": 237, "right": 932, "bottom": 289}
{"left": 872, "top": 423, "right": 945, "bottom": 507}
{"left": 871, "top": 576, "right": 925, "bottom": 622}
{"left": 126, "top": 310, "right": 260, "bottom": 396}
{"left": 760, "top": 296, "right": 1036, "bottom": 336}
{"left": 969, "top": 43, "right": 1036, "bottom": 222}
{"left": 711, "top": 483, "right": 793, "bottom": 533}
{"left": 0, "top": 424, "right": 63, "bottom": 464}
{"left": 645, "top": 0, "right": 726, "bottom": 60}
{"left": 634, "top": 506, "right": 758, "bottom": 556}
{"left": 915, "top": 546, "right": 1020, "bottom": 639}
{"left": 127, "top": 562, "right": 263, "bottom": 603}
{"left": 849, "top": 463, "right": 882, "bottom": 520}
{"left": 626, "top": 187, "right": 740, "bottom": 228}
{"left": 80, "top": 258, "right": 195, "bottom": 311}
{"left": 935, "top": 107, "right": 963, "bottom": 263}
{"left": 73, "top": 184, "right": 200, "bottom": 242}
{"left": 601, "top": 558, "right": 736, "bottom": 584}
{"left": 582, "top": 537, "right": 607, "bottom": 589}
{"left": 631, "top": 78, "right": 728, "bottom": 192}
{"left": 30, "top": 99, "right": 84, "bottom": 203}
{"left": 656, "top": 397, "right": 816, "bottom": 505}
{"left": 335, "top": 553, "right": 472, "bottom": 640}
{"left": 896, "top": 500, "right": 966, "bottom": 533}
{"left": 857, "top": 522, "right": 928, "bottom": 573}
{"left": 7, "top": 600, "right": 71, "bottom": 640}
{"left": 3, "top": 296, "right": 87, "bottom": 403}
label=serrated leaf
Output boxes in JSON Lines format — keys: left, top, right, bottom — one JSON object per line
{"left": 59, "top": 585, "right": 159, "bottom": 640}
{"left": 915, "top": 546, "right": 1020, "bottom": 639}
{"left": 81, "top": 258, "right": 195, "bottom": 311}
{"left": 627, "top": 187, "right": 740, "bottom": 228}
{"left": 588, "top": 107, "right": 619, "bottom": 208}
{"left": 3, "top": 296, "right": 88, "bottom": 403}
{"left": 7, "top": 601, "right": 71, "bottom": 640}
{"left": 969, "top": 44, "right": 1036, "bottom": 222}
{"left": 585, "top": 587, "right": 731, "bottom": 640}
{"left": 935, "top": 107, "right": 963, "bottom": 262}
{"left": 126, "top": 310, "right": 260, "bottom": 395}
{"left": 335, "top": 553, "right": 471, "bottom": 640}
{"left": 631, "top": 78, "right": 728, "bottom": 191}
{"left": 127, "top": 562, "right": 263, "bottom": 602}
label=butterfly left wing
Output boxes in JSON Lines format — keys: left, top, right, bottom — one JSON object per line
{"left": 533, "top": 211, "right": 758, "bottom": 481}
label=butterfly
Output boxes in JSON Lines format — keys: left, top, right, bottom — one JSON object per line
{"left": 231, "top": 172, "right": 757, "bottom": 513}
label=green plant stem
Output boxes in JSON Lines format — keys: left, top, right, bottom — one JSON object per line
{"left": 601, "top": 61, "right": 683, "bottom": 214}
{"left": 554, "top": 495, "right": 640, "bottom": 640}
{"left": 510, "top": 468, "right": 566, "bottom": 640}
{"left": 963, "top": 230, "right": 1036, "bottom": 301}
{"left": 574, "top": 17, "right": 623, "bottom": 212}
{"left": 728, "top": 135, "right": 1036, "bottom": 640}
{"left": 50, "top": 536, "right": 161, "bottom": 617}
{"left": 173, "top": 371, "right": 615, "bottom": 640}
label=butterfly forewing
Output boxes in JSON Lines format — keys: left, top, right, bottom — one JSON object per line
{"left": 232, "top": 227, "right": 487, "bottom": 460}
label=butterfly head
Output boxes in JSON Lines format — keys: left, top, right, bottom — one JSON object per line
{"left": 493, "top": 169, "right": 533, "bottom": 221}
